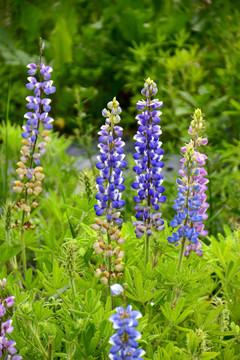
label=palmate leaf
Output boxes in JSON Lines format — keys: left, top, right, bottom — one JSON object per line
{"left": 0, "top": 244, "right": 21, "bottom": 265}
{"left": 161, "top": 298, "right": 193, "bottom": 325}
{"left": 125, "top": 266, "right": 161, "bottom": 303}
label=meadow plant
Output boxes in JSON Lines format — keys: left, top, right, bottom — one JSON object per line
{"left": 132, "top": 78, "right": 166, "bottom": 264}
{"left": 109, "top": 284, "right": 145, "bottom": 360}
{"left": 12, "top": 40, "right": 55, "bottom": 275}
{"left": 91, "top": 98, "right": 126, "bottom": 290}
{"left": 2, "top": 42, "right": 238, "bottom": 357}
{"left": 168, "top": 109, "right": 208, "bottom": 270}
{"left": 0, "top": 278, "right": 22, "bottom": 360}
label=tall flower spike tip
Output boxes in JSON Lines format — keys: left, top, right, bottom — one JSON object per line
{"left": 168, "top": 109, "right": 208, "bottom": 267}
{"left": 13, "top": 42, "right": 56, "bottom": 231}
{"left": 0, "top": 279, "right": 22, "bottom": 360}
{"left": 132, "top": 78, "right": 166, "bottom": 262}
{"left": 109, "top": 284, "right": 145, "bottom": 360}
{"left": 91, "top": 98, "right": 126, "bottom": 286}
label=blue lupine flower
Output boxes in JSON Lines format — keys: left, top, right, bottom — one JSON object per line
{"left": 109, "top": 304, "right": 145, "bottom": 360}
{"left": 168, "top": 109, "right": 208, "bottom": 261}
{"left": 94, "top": 98, "right": 126, "bottom": 220}
{"left": 168, "top": 143, "right": 202, "bottom": 245}
{"left": 132, "top": 78, "right": 166, "bottom": 241}
{"left": 92, "top": 98, "right": 126, "bottom": 284}
{"left": 13, "top": 43, "right": 55, "bottom": 220}
{"left": 0, "top": 279, "right": 22, "bottom": 360}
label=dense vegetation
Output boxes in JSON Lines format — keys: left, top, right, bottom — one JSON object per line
{"left": 0, "top": 1, "right": 240, "bottom": 359}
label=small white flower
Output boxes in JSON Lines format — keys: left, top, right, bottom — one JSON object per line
{"left": 110, "top": 284, "right": 124, "bottom": 296}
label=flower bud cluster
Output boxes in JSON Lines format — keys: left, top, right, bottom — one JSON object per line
{"left": 93, "top": 218, "right": 125, "bottom": 282}
{"left": 13, "top": 54, "right": 55, "bottom": 225}
{"left": 188, "top": 108, "right": 205, "bottom": 136}
{"left": 0, "top": 279, "right": 22, "bottom": 360}
{"left": 109, "top": 302, "right": 145, "bottom": 360}
{"left": 168, "top": 109, "right": 208, "bottom": 257}
{"left": 92, "top": 98, "right": 126, "bottom": 283}
{"left": 132, "top": 78, "right": 166, "bottom": 238}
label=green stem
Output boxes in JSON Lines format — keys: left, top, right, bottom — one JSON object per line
{"left": 6, "top": 229, "right": 17, "bottom": 270}
{"left": 55, "top": 289, "right": 71, "bottom": 309}
{"left": 145, "top": 233, "right": 150, "bottom": 265}
{"left": 67, "top": 343, "right": 76, "bottom": 360}
{"left": 48, "top": 338, "right": 53, "bottom": 360}
{"left": 21, "top": 226, "right": 27, "bottom": 278}
{"left": 69, "top": 275, "right": 76, "bottom": 301}
{"left": 177, "top": 235, "right": 187, "bottom": 271}
{"left": 31, "top": 328, "right": 49, "bottom": 359}
{"left": 107, "top": 232, "right": 113, "bottom": 309}
{"left": 26, "top": 338, "right": 49, "bottom": 359}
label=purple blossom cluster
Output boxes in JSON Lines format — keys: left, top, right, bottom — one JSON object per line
{"left": 23, "top": 62, "right": 55, "bottom": 153}
{"left": 109, "top": 285, "right": 145, "bottom": 360}
{"left": 180, "top": 147, "right": 209, "bottom": 257}
{"left": 168, "top": 109, "right": 208, "bottom": 258}
{"left": 132, "top": 78, "right": 166, "bottom": 239}
{"left": 92, "top": 98, "right": 126, "bottom": 283}
{"left": 168, "top": 144, "right": 204, "bottom": 255}
{"left": 94, "top": 97, "right": 126, "bottom": 220}
{"left": 0, "top": 279, "right": 22, "bottom": 360}
{"left": 13, "top": 44, "right": 55, "bottom": 221}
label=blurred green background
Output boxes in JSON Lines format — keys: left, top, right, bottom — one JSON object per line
{"left": 0, "top": 0, "right": 239, "bottom": 235}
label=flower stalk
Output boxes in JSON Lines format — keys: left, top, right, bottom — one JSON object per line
{"left": 92, "top": 98, "right": 126, "bottom": 297}
{"left": 168, "top": 109, "right": 209, "bottom": 270}
{"left": 12, "top": 39, "right": 55, "bottom": 276}
{"left": 132, "top": 78, "right": 166, "bottom": 264}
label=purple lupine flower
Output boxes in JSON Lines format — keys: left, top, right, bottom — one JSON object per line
{"left": 109, "top": 301, "right": 145, "bottom": 360}
{"left": 132, "top": 78, "right": 166, "bottom": 240}
{"left": 4, "top": 296, "right": 15, "bottom": 308}
{"left": 179, "top": 148, "right": 209, "bottom": 241}
{"left": 168, "top": 109, "right": 208, "bottom": 263}
{"left": 92, "top": 98, "right": 126, "bottom": 284}
{"left": 168, "top": 143, "right": 203, "bottom": 247}
{"left": 13, "top": 44, "right": 55, "bottom": 223}
{"left": 0, "top": 279, "right": 22, "bottom": 360}
{"left": 94, "top": 99, "right": 126, "bottom": 219}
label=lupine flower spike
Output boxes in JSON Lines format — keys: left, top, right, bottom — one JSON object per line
{"left": 0, "top": 278, "right": 22, "bottom": 360}
{"left": 168, "top": 109, "right": 208, "bottom": 271}
{"left": 13, "top": 39, "right": 56, "bottom": 275}
{"left": 109, "top": 284, "right": 145, "bottom": 360}
{"left": 132, "top": 78, "right": 166, "bottom": 264}
{"left": 91, "top": 98, "right": 126, "bottom": 289}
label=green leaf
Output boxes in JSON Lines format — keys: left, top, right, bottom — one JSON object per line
{"left": 203, "top": 305, "right": 225, "bottom": 328}
{"left": 51, "top": 18, "right": 73, "bottom": 69}
{"left": 80, "top": 223, "right": 96, "bottom": 237}
{"left": 0, "top": 244, "right": 21, "bottom": 265}
{"left": 199, "top": 352, "right": 221, "bottom": 359}
{"left": 178, "top": 90, "right": 197, "bottom": 107}
{"left": 133, "top": 266, "right": 144, "bottom": 298}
